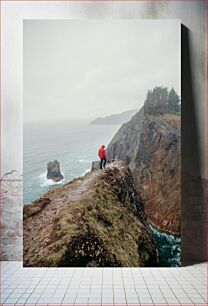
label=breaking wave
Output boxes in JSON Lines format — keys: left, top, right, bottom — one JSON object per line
{"left": 76, "top": 159, "right": 91, "bottom": 163}
{"left": 38, "top": 172, "right": 65, "bottom": 187}
{"left": 150, "top": 224, "right": 181, "bottom": 267}
{"left": 82, "top": 168, "right": 91, "bottom": 176}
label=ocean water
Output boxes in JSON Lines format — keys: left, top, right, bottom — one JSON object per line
{"left": 24, "top": 121, "right": 119, "bottom": 204}
{"left": 150, "top": 225, "right": 181, "bottom": 267}
{"left": 24, "top": 120, "right": 180, "bottom": 266}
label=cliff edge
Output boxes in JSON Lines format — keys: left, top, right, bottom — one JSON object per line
{"left": 107, "top": 109, "right": 181, "bottom": 235}
{"left": 24, "top": 161, "right": 158, "bottom": 267}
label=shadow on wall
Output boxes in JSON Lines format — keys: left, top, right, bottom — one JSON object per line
{"left": 181, "top": 24, "right": 207, "bottom": 265}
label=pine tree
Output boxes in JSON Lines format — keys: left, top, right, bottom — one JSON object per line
{"left": 144, "top": 89, "right": 154, "bottom": 114}
{"left": 168, "top": 88, "right": 180, "bottom": 112}
{"left": 152, "top": 86, "right": 168, "bottom": 114}
{"left": 144, "top": 86, "right": 180, "bottom": 115}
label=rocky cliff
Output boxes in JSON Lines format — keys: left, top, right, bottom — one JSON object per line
{"left": 107, "top": 109, "right": 181, "bottom": 235}
{"left": 24, "top": 161, "right": 158, "bottom": 267}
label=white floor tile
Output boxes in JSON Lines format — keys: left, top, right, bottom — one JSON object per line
{"left": 102, "top": 297, "right": 114, "bottom": 303}
{"left": 89, "top": 298, "right": 102, "bottom": 304}
{"left": 138, "top": 298, "right": 153, "bottom": 304}
{"left": 126, "top": 297, "right": 140, "bottom": 303}
{"left": 75, "top": 297, "right": 89, "bottom": 304}
{"left": 88, "top": 293, "right": 100, "bottom": 298}
{"left": 0, "top": 261, "right": 207, "bottom": 305}
{"left": 62, "top": 296, "right": 77, "bottom": 303}
{"left": 126, "top": 294, "right": 138, "bottom": 299}
{"left": 114, "top": 298, "right": 127, "bottom": 303}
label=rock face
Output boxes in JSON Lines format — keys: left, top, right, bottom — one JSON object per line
{"left": 107, "top": 109, "right": 181, "bottom": 235}
{"left": 24, "top": 161, "right": 158, "bottom": 267}
{"left": 47, "top": 160, "right": 63, "bottom": 182}
{"left": 91, "top": 161, "right": 101, "bottom": 171}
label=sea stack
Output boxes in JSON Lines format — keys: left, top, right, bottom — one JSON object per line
{"left": 47, "top": 160, "right": 63, "bottom": 182}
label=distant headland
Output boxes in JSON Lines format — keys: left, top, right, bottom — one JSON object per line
{"left": 90, "top": 109, "right": 138, "bottom": 125}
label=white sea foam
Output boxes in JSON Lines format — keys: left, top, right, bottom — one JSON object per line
{"left": 82, "top": 168, "right": 91, "bottom": 176}
{"left": 149, "top": 224, "right": 181, "bottom": 267}
{"left": 38, "top": 172, "right": 65, "bottom": 187}
{"left": 150, "top": 224, "right": 181, "bottom": 244}
{"left": 76, "top": 159, "right": 91, "bottom": 163}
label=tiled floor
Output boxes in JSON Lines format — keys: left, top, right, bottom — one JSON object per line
{"left": 0, "top": 261, "right": 207, "bottom": 305}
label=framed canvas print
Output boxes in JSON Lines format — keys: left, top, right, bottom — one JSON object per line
{"left": 23, "top": 19, "right": 181, "bottom": 267}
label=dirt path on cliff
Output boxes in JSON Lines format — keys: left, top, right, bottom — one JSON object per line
{"left": 44, "top": 168, "right": 102, "bottom": 208}
{"left": 24, "top": 168, "right": 105, "bottom": 229}
{"left": 24, "top": 164, "right": 124, "bottom": 256}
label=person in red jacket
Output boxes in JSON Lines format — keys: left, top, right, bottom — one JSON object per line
{"left": 98, "top": 145, "right": 107, "bottom": 169}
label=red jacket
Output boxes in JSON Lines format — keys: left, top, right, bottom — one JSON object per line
{"left": 98, "top": 145, "right": 106, "bottom": 159}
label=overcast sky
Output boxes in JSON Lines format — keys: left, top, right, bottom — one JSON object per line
{"left": 24, "top": 19, "right": 180, "bottom": 123}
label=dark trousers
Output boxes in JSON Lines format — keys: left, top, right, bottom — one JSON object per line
{"left": 100, "top": 158, "right": 106, "bottom": 169}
